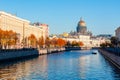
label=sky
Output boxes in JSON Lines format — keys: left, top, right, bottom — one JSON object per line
{"left": 0, "top": 0, "right": 120, "bottom": 36}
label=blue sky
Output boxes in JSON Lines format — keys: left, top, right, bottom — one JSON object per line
{"left": 0, "top": 0, "right": 120, "bottom": 35}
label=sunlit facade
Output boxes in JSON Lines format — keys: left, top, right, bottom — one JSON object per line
{"left": 76, "top": 18, "right": 87, "bottom": 34}
{"left": 63, "top": 35, "right": 91, "bottom": 47}
{"left": 0, "top": 11, "right": 49, "bottom": 47}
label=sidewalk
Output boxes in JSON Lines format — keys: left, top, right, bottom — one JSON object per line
{"left": 99, "top": 49, "right": 120, "bottom": 69}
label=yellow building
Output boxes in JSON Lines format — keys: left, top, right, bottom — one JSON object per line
{"left": 0, "top": 11, "right": 49, "bottom": 48}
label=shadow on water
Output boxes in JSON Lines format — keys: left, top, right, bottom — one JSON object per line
{"left": 0, "top": 55, "right": 39, "bottom": 68}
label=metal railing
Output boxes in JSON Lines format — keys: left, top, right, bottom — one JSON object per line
{"left": 103, "top": 47, "right": 120, "bottom": 56}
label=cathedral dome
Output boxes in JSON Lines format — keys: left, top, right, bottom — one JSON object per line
{"left": 78, "top": 18, "right": 86, "bottom": 27}
{"left": 76, "top": 18, "right": 87, "bottom": 33}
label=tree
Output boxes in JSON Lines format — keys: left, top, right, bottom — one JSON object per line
{"left": 0, "top": 29, "right": 3, "bottom": 49}
{"left": 8, "top": 30, "right": 18, "bottom": 46}
{"left": 38, "top": 36, "right": 45, "bottom": 48}
{"left": 110, "top": 36, "right": 119, "bottom": 47}
{"left": 0, "top": 29, "right": 18, "bottom": 49}
{"left": 79, "top": 41, "right": 84, "bottom": 47}
{"left": 57, "top": 38, "right": 66, "bottom": 47}
{"left": 71, "top": 41, "right": 79, "bottom": 47}
{"left": 45, "top": 37, "right": 50, "bottom": 48}
{"left": 28, "top": 34, "right": 37, "bottom": 48}
{"left": 100, "top": 43, "right": 107, "bottom": 48}
{"left": 50, "top": 38, "right": 57, "bottom": 47}
{"left": 65, "top": 41, "right": 71, "bottom": 47}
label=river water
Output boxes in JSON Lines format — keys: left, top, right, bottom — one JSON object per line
{"left": 0, "top": 50, "right": 120, "bottom": 80}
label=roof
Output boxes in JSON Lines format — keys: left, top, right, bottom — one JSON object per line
{"left": 0, "top": 11, "right": 30, "bottom": 23}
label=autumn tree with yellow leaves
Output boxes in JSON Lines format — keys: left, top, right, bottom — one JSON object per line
{"left": 38, "top": 36, "right": 45, "bottom": 48}
{"left": 0, "top": 29, "right": 18, "bottom": 49}
{"left": 56, "top": 38, "right": 66, "bottom": 47}
{"left": 28, "top": 34, "right": 37, "bottom": 48}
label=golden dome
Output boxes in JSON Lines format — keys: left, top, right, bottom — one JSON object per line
{"left": 78, "top": 18, "right": 86, "bottom": 26}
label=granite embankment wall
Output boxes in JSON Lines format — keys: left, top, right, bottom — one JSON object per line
{"left": 0, "top": 48, "right": 65, "bottom": 61}
{"left": 99, "top": 49, "right": 120, "bottom": 69}
{"left": 0, "top": 47, "right": 80, "bottom": 61}
{"left": 38, "top": 48, "right": 65, "bottom": 55}
{"left": 38, "top": 47, "right": 82, "bottom": 55}
{"left": 0, "top": 48, "right": 39, "bottom": 61}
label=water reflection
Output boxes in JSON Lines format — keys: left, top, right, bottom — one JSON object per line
{"left": 0, "top": 55, "right": 48, "bottom": 80}
{"left": 0, "top": 50, "right": 119, "bottom": 80}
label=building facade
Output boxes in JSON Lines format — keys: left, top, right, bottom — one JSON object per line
{"left": 115, "top": 27, "right": 120, "bottom": 41}
{"left": 76, "top": 18, "right": 87, "bottom": 34}
{"left": 60, "top": 18, "right": 107, "bottom": 48}
{"left": 0, "top": 11, "right": 49, "bottom": 48}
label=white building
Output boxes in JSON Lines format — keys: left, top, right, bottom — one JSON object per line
{"left": 115, "top": 27, "right": 120, "bottom": 41}
{"left": 63, "top": 35, "right": 91, "bottom": 47}
{"left": 78, "top": 35, "right": 90, "bottom": 47}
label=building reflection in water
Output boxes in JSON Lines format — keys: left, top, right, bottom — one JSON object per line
{"left": 0, "top": 55, "right": 48, "bottom": 80}
{"left": 77, "top": 51, "right": 114, "bottom": 80}
{"left": 78, "top": 55, "right": 90, "bottom": 79}
{"left": 0, "top": 51, "right": 119, "bottom": 80}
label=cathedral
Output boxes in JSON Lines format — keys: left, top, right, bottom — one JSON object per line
{"left": 76, "top": 18, "right": 87, "bottom": 34}
{"left": 69, "top": 18, "right": 92, "bottom": 37}
{"left": 76, "top": 18, "right": 92, "bottom": 35}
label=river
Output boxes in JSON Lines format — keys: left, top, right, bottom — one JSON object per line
{"left": 0, "top": 50, "right": 120, "bottom": 80}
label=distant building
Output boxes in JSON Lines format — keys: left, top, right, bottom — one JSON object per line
{"left": 33, "top": 22, "right": 49, "bottom": 39}
{"left": 76, "top": 18, "right": 87, "bottom": 34}
{"left": 78, "top": 35, "right": 91, "bottom": 47}
{"left": 115, "top": 27, "right": 120, "bottom": 41}
{"left": 63, "top": 35, "right": 91, "bottom": 47}
{"left": 65, "top": 18, "right": 92, "bottom": 47}
{"left": 90, "top": 36, "right": 109, "bottom": 47}
{"left": 50, "top": 18, "right": 109, "bottom": 48}
{"left": 76, "top": 18, "right": 92, "bottom": 36}
{"left": 97, "top": 34, "right": 112, "bottom": 39}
